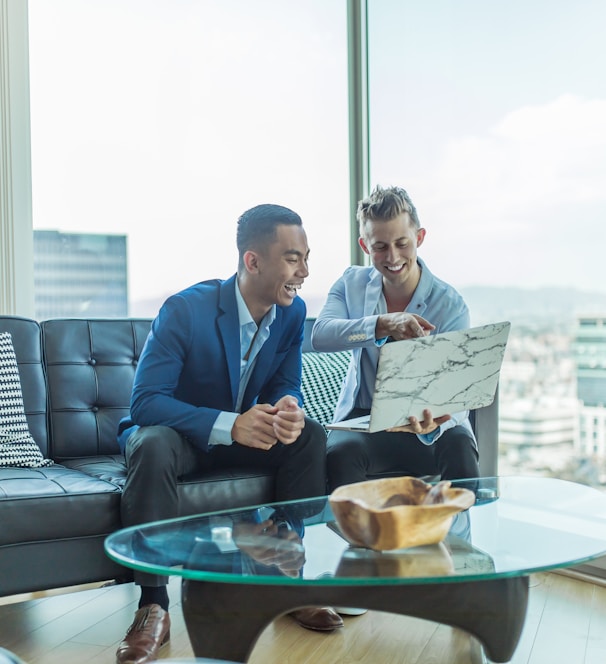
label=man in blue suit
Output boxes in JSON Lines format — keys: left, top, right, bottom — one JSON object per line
{"left": 116, "top": 204, "right": 338, "bottom": 664}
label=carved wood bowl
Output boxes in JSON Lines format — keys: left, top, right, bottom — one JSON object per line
{"left": 329, "top": 476, "right": 475, "bottom": 551}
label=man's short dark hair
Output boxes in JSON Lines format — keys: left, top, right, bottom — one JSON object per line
{"left": 357, "top": 185, "right": 421, "bottom": 232}
{"left": 237, "top": 204, "right": 302, "bottom": 269}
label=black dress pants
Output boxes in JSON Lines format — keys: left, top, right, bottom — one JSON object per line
{"left": 326, "top": 409, "right": 480, "bottom": 492}
{"left": 121, "top": 418, "right": 326, "bottom": 586}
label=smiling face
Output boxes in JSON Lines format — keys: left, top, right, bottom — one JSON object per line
{"left": 359, "top": 212, "right": 426, "bottom": 291}
{"left": 241, "top": 223, "right": 310, "bottom": 322}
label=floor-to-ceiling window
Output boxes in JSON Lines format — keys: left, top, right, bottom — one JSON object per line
{"left": 28, "top": 0, "right": 350, "bottom": 318}
{"left": 367, "top": 0, "right": 606, "bottom": 485}
{"left": 24, "top": 0, "right": 606, "bottom": 486}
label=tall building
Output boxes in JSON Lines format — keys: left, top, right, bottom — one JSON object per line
{"left": 499, "top": 396, "right": 578, "bottom": 473}
{"left": 34, "top": 230, "right": 128, "bottom": 319}
{"left": 497, "top": 326, "right": 580, "bottom": 476}
{"left": 573, "top": 316, "right": 606, "bottom": 458}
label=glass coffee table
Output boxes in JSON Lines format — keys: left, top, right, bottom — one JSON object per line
{"left": 105, "top": 477, "right": 606, "bottom": 663}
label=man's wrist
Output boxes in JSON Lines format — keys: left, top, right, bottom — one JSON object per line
{"left": 375, "top": 315, "right": 387, "bottom": 339}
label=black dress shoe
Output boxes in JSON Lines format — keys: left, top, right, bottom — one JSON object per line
{"left": 116, "top": 604, "right": 170, "bottom": 664}
{"left": 289, "top": 607, "right": 344, "bottom": 631}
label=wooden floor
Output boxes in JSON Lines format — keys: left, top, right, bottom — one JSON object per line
{"left": 1, "top": 571, "right": 606, "bottom": 663}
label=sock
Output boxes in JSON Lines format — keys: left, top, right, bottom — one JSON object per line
{"left": 139, "top": 585, "right": 169, "bottom": 612}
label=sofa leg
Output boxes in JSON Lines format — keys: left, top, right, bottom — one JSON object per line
{"left": 101, "top": 572, "right": 134, "bottom": 587}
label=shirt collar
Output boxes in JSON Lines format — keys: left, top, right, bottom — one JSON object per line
{"left": 234, "top": 278, "right": 276, "bottom": 329}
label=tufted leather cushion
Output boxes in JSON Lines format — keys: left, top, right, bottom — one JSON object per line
{"left": 0, "top": 464, "right": 121, "bottom": 545}
{"left": 61, "top": 454, "right": 275, "bottom": 516}
{"left": 41, "top": 318, "right": 152, "bottom": 461}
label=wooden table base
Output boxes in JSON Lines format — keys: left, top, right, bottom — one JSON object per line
{"left": 181, "top": 575, "right": 529, "bottom": 663}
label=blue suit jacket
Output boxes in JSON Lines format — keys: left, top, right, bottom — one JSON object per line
{"left": 119, "top": 274, "right": 306, "bottom": 452}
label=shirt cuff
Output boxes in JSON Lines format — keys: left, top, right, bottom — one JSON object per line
{"left": 417, "top": 416, "right": 457, "bottom": 445}
{"left": 417, "top": 427, "right": 441, "bottom": 445}
{"left": 209, "top": 411, "right": 238, "bottom": 447}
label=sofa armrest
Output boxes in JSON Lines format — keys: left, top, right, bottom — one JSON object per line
{"left": 469, "top": 385, "right": 499, "bottom": 477}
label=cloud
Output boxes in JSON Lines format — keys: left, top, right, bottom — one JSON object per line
{"left": 496, "top": 95, "right": 606, "bottom": 147}
{"left": 417, "top": 95, "right": 606, "bottom": 291}
{"left": 431, "top": 95, "right": 606, "bottom": 223}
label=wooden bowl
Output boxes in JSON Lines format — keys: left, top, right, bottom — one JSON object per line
{"left": 329, "top": 476, "right": 475, "bottom": 551}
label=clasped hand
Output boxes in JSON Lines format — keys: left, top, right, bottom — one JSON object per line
{"left": 232, "top": 395, "right": 304, "bottom": 450}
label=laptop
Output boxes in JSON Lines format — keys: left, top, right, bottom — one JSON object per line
{"left": 326, "top": 321, "right": 511, "bottom": 433}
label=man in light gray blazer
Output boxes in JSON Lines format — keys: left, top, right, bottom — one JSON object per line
{"left": 312, "top": 185, "right": 480, "bottom": 491}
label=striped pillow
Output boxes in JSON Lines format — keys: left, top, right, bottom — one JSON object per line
{"left": 0, "top": 332, "right": 52, "bottom": 467}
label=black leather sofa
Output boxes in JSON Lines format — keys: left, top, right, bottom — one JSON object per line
{"left": 0, "top": 316, "right": 498, "bottom": 598}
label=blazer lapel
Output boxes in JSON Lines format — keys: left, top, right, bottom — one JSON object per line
{"left": 218, "top": 276, "right": 241, "bottom": 408}
{"left": 364, "top": 269, "right": 384, "bottom": 316}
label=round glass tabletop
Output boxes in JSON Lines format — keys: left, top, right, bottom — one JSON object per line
{"left": 105, "top": 476, "right": 606, "bottom": 586}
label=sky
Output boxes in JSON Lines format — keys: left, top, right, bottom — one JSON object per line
{"left": 27, "top": 0, "right": 606, "bottom": 314}
{"left": 368, "top": 0, "right": 606, "bottom": 295}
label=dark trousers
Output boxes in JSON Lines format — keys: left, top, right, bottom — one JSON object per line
{"left": 121, "top": 418, "right": 327, "bottom": 586}
{"left": 326, "top": 410, "right": 480, "bottom": 492}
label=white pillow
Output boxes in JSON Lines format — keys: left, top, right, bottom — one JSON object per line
{"left": 0, "top": 331, "right": 53, "bottom": 468}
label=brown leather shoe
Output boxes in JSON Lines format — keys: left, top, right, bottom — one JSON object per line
{"left": 289, "top": 607, "right": 344, "bottom": 632}
{"left": 116, "top": 604, "right": 170, "bottom": 664}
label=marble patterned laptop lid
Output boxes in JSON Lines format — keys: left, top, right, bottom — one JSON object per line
{"left": 327, "top": 321, "right": 511, "bottom": 433}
